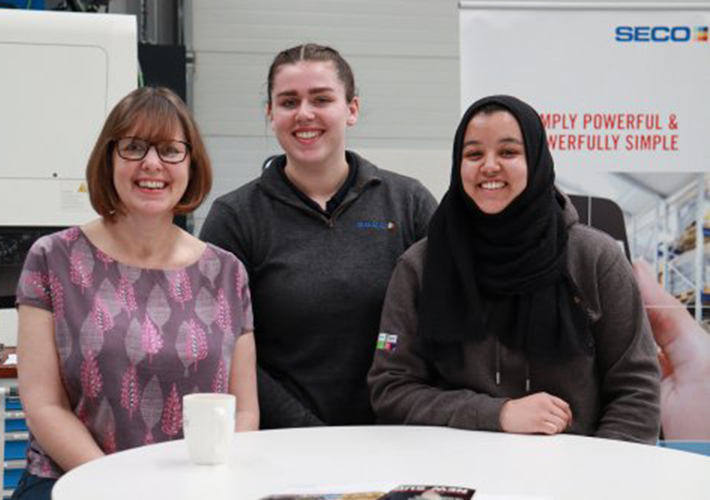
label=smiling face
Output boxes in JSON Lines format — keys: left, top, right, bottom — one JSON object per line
{"left": 267, "top": 60, "right": 359, "bottom": 169}
{"left": 112, "top": 127, "right": 190, "bottom": 219}
{"left": 460, "top": 110, "right": 528, "bottom": 214}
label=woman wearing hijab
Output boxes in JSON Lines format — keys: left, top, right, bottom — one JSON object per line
{"left": 368, "top": 95, "right": 660, "bottom": 443}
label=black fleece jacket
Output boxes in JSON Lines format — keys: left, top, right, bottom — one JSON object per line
{"left": 200, "top": 152, "right": 437, "bottom": 427}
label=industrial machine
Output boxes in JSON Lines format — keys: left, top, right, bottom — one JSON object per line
{"left": 0, "top": 9, "right": 136, "bottom": 495}
{"left": 0, "top": 8, "right": 136, "bottom": 342}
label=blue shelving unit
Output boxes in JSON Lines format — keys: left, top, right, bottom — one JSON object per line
{"left": 2, "top": 387, "right": 28, "bottom": 499}
{"left": 0, "top": 1, "right": 46, "bottom": 10}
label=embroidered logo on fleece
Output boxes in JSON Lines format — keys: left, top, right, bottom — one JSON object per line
{"left": 376, "top": 332, "right": 398, "bottom": 352}
{"left": 355, "top": 221, "right": 396, "bottom": 231}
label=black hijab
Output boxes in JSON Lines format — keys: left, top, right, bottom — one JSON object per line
{"left": 417, "top": 95, "right": 591, "bottom": 362}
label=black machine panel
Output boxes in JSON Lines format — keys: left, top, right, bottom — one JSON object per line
{"left": 0, "top": 226, "right": 66, "bottom": 308}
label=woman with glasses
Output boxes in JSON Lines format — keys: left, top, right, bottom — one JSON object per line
{"left": 13, "top": 87, "right": 258, "bottom": 500}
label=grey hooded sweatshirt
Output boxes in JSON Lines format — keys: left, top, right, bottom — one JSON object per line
{"left": 368, "top": 197, "right": 661, "bottom": 443}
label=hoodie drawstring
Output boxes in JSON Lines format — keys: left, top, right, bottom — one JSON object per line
{"left": 525, "top": 361, "right": 531, "bottom": 393}
{"left": 495, "top": 339, "right": 501, "bottom": 386}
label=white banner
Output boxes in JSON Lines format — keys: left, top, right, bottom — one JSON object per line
{"left": 459, "top": 2, "right": 710, "bottom": 174}
{"left": 460, "top": 2, "right": 710, "bottom": 445}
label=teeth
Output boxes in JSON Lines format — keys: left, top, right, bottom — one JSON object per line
{"left": 295, "top": 131, "right": 320, "bottom": 139}
{"left": 481, "top": 181, "right": 505, "bottom": 190}
{"left": 137, "top": 180, "right": 166, "bottom": 189}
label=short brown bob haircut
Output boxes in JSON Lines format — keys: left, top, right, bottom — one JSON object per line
{"left": 86, "top": 86, "right": 212, "bottom": 219}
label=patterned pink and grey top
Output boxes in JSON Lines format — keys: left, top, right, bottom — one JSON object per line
{"left": 16, "top": 227, "right": 253, "bottom": 478}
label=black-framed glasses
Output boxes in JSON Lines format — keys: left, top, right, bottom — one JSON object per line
{"left": 114, "top": 137, "right": 191, "bottom": 164}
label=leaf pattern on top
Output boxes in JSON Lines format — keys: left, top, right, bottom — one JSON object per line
{"left": 117, "top": 276, "right": 138, "bottom": 316}
{"left": 20, "top": 271, "right": 65, "bottom": 318}
{"left": 176, "top": 319, "right": 208, "bottom": 372}
{"left": 60, "top": 227, "right": 80, "bottom": 243}
{"left": 168, "top": 269, "right": 192, "bottom": 308}
{"left": 69, "top": 238, "right": 94, "bottom": 292}
{"left": 92, "top": 296, "right": 115, "bottom": 335}
{"left": 20, "top": 271, "right": 51, "bottom": 306}
{"left": 211, "top": 358, "right": 228, "bottom": 393}
{"left": 80, "top": 350, "right": 103, "bottom": 400}
{"left": 76, "top": 397, "right": 90, "bottom": 426}
{"left": 235, "top": 265, "right": 246, "bottom": 301}
{"left": 141, "top": 376, "right": 164, "bottom": 445}
{"left": 160, "top": 383, "right": 182, "bottom": 439}
{"left": 141, "top": 315, "right": 164, "bottom": 363}
{"left": 80, "top": 314, "right": 104, "bottom": 358}
{"left": 215, "top": 288, "right": 232, "bottom": 334}
{"left": 146, "top": 284, "right": 171, "bottom": 327}
{"left": 48, "top": 271, "right": 65, "bottom": 319}
{"left": 124, "top": 318, "right": 146, "bottom": 366}
{"left": 198, "top": 246, "right": 221, "bottom": 285}
{"left": 104, "top": 421, "right": 117, "bottom": 454}
{"left": 95, "top": 249, "right": 114, "bottom": 269}
{"left": 117, "top": 262, "right": 142, "bottom": 285}
{"left": 96, "top": 278, "right": 121, "bottom": 317}
{"left": 55, "top": 319, "right": 72, "bottom": 394}
{"left": 195, "top": 287, "right": 216, "bottom": 326}
{"left": 95, "top": 398, "right": 117, "bottom": 454}
{"left": 120, "top": 364, "right": 140, "bottom": 420}
{"left": 21, "top": 230, "right": 257, "bottom": 474}
{"left": 221, "top": 326, "right": 235, "bottom": 366}
{"left": 29, "top": 234, "right": 54, "bottom": 256}
{"left": 38, "top": 458, "right": 53, "bottom": 477}
{"left": 55, "top": 317, "right": 73, "bottom": 365}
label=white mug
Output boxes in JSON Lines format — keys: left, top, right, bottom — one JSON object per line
{"left": 182, "top": 393, "right": 236, "bottom": 465}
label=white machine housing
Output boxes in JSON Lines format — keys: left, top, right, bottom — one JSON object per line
{"left": 0, "top": 10, "right": 137, "bottom": 345}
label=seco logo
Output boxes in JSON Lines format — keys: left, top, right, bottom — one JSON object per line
{"left": 615, "top": 26, "right": 708, "bottom": 42}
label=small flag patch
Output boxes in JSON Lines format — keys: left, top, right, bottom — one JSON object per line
{"left": 377, "top": 332, "right": 398, "bottom": 351}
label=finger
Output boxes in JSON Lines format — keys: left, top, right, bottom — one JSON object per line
{"left": 657, "top": 349, "right": 674, "bottom": 379}
{"left": 548, "top": 395, "right": 571, "bottom": 413}
{"left": 632, "top": 259, "right": 691, "bottom": 348}
{"left": 542, "top": 415, "right": 566, "bottom": 435}
{"left": 549, "top": 405, "right": 571, "bottom": 427}
{"left": 632, "top": 259, "right": 677, "bottom": 309}
{"left": 546, "top": 395, "right": 573, "bottom": 425}
{"left": 538, "top": 421, "right": 558, "bottom": 435}
{"left": 564, "top": 405, "right": 573, "bottom": 424}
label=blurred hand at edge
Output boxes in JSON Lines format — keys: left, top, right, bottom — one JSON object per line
{"left": 633, "top": 259, "right": 710, "bottom": 440}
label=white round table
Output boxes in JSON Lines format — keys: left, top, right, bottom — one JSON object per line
{"left": 52, "top": 426, "right": 710, "bottom": 500}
